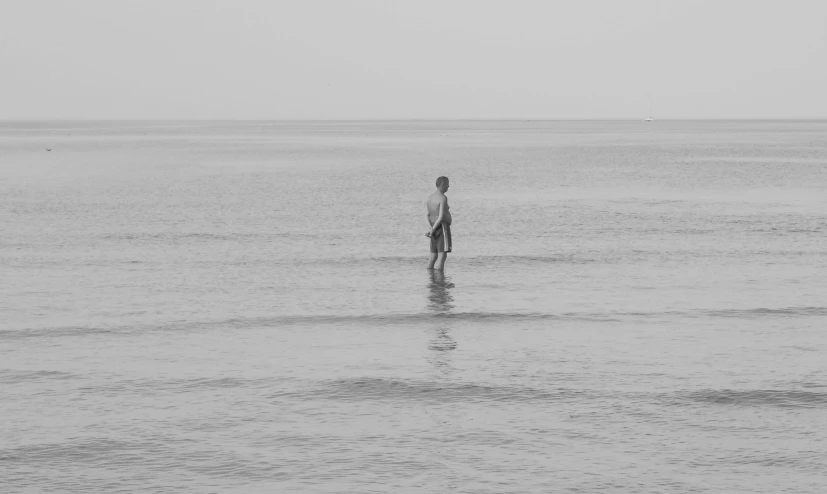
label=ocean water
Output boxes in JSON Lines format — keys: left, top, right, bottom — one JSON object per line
{"left": 1, "top": 120, "right": 826, "bottom": 493}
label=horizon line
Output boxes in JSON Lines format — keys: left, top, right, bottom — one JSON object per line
{"left": 2, "top": 117, "right": 827, "bottom": 122}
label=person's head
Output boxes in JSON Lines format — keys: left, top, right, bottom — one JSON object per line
{"left": 435, "top": 176, "right": 449, "bottom": 193}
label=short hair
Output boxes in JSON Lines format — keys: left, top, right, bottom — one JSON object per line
{"left": 436, "top": 176, "right": 449, "bottom": 188}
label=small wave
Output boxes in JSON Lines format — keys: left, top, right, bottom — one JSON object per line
{"left": 727, "top": 452, "right": 826, "bottom": 472}
{"left": 3, "top": 306, "right": 826, "bottom": 339}
{"left": 635, "top": 306, "right": 827, "bottom": 319}
{"left": 705, "top": 306, "right": 827, "bottom": 318}
{"left": 222, "top": 311, "right": 618, "bottom": 328}
{"left": 464, "top": 255, "right": 597, "bottom": 265}
{"left": 76, "top": 376, "right": 264, "bottom": 396}
{"left": 294, "top": 254, "right": 598, "bottom": 267}
{"left": 283, "top": 377, "right": 591, "bottom": 404}
{"left": 0, "top": 438, "right": 173, "bottom": 466}
{"left": 98, "top": 232, "right": 306, "bottom": 242}
{"left": 0, "top": 312, "right": 601, "bottom": 340}
{"left": 678, "top": 389, "right": 827, "bottom": 408}
{"left": 0, "top": 369, "right": 76, "bottom": 384}
{"left": 783, "top": 345, "right": 822, "bottom": 353}
{"left": 798, "top": 381, "right": 827, "bottom": 388}
{"left": 0, "top": 326, "right": 115, "bottom": 340}
{"left": 0, "top": 437, "right": 283, "bottom": 485}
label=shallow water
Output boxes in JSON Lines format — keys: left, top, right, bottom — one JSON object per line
{"left": 2, "top": 120, "right": 827, "bottom": 493}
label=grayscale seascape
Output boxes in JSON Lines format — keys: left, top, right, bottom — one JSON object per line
{"left": 2, "top": 120, "right": 826, "bottom": 493}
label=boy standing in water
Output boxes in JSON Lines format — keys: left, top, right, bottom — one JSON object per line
{"left": 426, "top": 176, "right": 452, "bottom": 270}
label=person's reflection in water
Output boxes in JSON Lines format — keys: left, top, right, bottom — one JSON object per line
{"left": 427, "top": 270, "right": 457, "bottom": 374}
{"left": 427, "top": 270, "right": 455, "bottom": 312}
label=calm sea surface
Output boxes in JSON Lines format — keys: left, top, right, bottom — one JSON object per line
{"left": 2, "top": 120, "right": 826, "bottom": 493}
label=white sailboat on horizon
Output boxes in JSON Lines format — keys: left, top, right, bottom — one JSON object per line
{"left": 644, "top": 98, "right": 654, "bottom": 122}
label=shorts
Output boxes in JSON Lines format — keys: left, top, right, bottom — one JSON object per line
{"left": 429, "top": 224, "right": 452, "bottom": 253}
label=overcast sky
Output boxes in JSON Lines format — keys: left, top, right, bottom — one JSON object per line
{"left": 1, "top": 0, "right": 825, "bottom": 119}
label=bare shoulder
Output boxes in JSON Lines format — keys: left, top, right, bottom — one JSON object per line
{"left": 426, "top": 193, "right": 437, "bottom": 210}
{"left": 427, "top": 192, "right": 442, "bottom": 203}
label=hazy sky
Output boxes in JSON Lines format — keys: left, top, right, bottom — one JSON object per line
{"left": 1, "top": 0, "right": 825, "bottom": 119}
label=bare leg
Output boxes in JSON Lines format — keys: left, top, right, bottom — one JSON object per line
{"left": 427, "top": 252, "right": 438, "bottom": 269}
{"left": 434, "top": 252, "right": 448, "bottom": 271}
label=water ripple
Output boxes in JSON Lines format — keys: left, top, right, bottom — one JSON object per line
{"left": 677, "top": 389, "right": 827, "bottom": 408}
{"left": 289, "top": 377, "right": 593, "bottom": 404}
{"left": 3, "top": 306, "right": 826, "bottom": 338}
